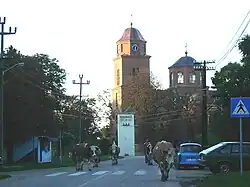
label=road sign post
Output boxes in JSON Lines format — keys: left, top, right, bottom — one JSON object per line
{"left": 231, "top": 97, "right": 250, "bottom": 176}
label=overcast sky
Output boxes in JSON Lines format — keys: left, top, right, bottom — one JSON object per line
{"left": 1, "top": 0, "right": 250, "bottom": 98}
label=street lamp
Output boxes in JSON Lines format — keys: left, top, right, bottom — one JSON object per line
{"left": 0, "top": 62, "right": 24, "bottom": 165}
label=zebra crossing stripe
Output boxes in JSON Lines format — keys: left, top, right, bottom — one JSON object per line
{"left": 92, "top": 171, "right": 109, "bottom": 175}
{"left": 68, "top": 172, "right": 87, "bottom": 176}
{"left": 134, "top": 170, "right": 146, "bottom": 175}
{"left": 46, "top": 172, "right": 68, "bottom": 176}
{"left": 112, "top": 170, "right": 125, "bottom": 175}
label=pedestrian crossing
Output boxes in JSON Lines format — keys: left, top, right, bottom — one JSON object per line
{"left": 45, "top": 169, "right": 162, "bottom": 177}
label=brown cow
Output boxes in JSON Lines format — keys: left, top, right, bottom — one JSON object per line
{"left": 152, "top": 140, "right": 176, "bottom": 181}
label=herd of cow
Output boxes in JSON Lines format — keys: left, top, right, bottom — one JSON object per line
{"left": 71, "top": 140, "right": 176, "bottom": 182}
{"left": 71, "top": 140, "right": 120, "bottom": 171}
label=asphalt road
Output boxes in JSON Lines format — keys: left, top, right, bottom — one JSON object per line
{"left": 0, "top": 156, "right": 210, "bottom": 187}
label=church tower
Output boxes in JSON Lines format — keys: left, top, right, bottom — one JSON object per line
{"left": 112, "top": 22, "right": 151, "bottom": 113}
{"left": 168, "top": 44, "right": 202, "bottom": 94}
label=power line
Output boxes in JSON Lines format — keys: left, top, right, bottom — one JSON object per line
{"left": 215, "top": 12, "right": 250, "bottom": 68}
{"left": 215, "top": 9, "right": 250, "bottom": 63}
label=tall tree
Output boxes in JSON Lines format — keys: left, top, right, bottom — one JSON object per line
{"left": 211, "top": 35, "right": 250, "bottom": 141}
{"left": 3, "top": 46, "right": 66, "bottom": 157}
{"left": 61, "top": 96, "right": 101, "bottom": 144}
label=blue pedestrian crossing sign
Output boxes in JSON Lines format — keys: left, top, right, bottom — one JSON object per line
{"left": 231, "top": 97, "right": 250, "bottom": 118}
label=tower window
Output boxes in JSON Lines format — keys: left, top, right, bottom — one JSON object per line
{"left": 177, "top": 72, "right": 184, "bottom": 84}
{"left": 137, "top": 68, "right": 139, "bottom": 73}
{"left": 189, "top": 72, "right": 196, "bottom": 83}
{"left": 143, "top": 44, "right": 146, "bottom": 54}
{"left": 117, "top": 45, "right": 119, "bottom": 54}
{"left": 200, "top": 71, "right": 203, "bottom": 84}
{"left": 116, "top": 69, "right": 120, "bottom": 85}
{"left": 170, "top": 72, "right": 174, "bottom": 86}
{"left": 115, "top": 93, "right": 118, "bottom": 108}
{"left": 121, "top": 44, "right": 123, "bottom": 52}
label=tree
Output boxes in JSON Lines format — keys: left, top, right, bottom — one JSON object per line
{"left": 210, "top": 35, "right": 250, "bottom": 141}
{"left": 3, "top": 46, "right": 67, "bottom": 161}
{"left": 96, "top": 89, "right": 114, "bottom": 140}
{"left": 61, "top": 96, "right": 101, "bottom": 144}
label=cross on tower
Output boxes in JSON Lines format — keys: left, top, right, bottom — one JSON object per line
{"left": 130, "top": 14, "right": 133, "bottom": 27}
{"left": 185, "top": 43, "right": 188, "bottom": 56}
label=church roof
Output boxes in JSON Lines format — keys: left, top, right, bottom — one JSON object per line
{"left": 118, "top": 24, "right": 146, "bottom": 42}
{"left": 169, "top": 53, "right": 196, "bottom": 68}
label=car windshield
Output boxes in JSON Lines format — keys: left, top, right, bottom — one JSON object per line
{"left": 180, "top": 145, "right": 201, "bottom": 153}
{"left": 200, "top": 142, "right": 225, "bottom": 154}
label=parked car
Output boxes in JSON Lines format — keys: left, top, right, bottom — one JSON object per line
{"left": 176, "top": 142, "right": 204, "bottom": 169}
{"left": 199, "top": 142, "right": 250, "bottom": 174}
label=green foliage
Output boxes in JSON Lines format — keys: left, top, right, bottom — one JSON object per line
{"left": 2, "top": 46, "right": 101, "bottom": 163}
{"left": 61, "top": 96, "right": 101, "bottom": 144}
{"left": 210, "top": 35, "right": 250, "bottom": 141}
{"left": 3, "top": 46, "right": 66, "bottom": 144}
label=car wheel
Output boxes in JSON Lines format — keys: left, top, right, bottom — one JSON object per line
{"left": 218, "top": 162, "right": 231, "bottom": 173}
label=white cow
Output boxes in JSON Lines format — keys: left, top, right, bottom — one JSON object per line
{"left": 152, "top": 140, "right": 176, "bottom": 181}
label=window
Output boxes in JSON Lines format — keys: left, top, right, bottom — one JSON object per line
{"left": 117, "top": 45, "right": 119, "bottom": 54}
{"left": 115, "top": 93, "right": 118, "bottom": 107}
{"left": 121, "top": 44, "right": 123, "bottom": 52}
{"left": 200, "top": 71, "right": 202, "bottom": 84}
{"left": 231, "top": 144, "right": 240, "bottom": 153}
{"left": 170, "top": 72, "right": 174, "bottom": 86}
{"left": 217, "top": 144, "right": 231, "bottom": 155}
{"left": 142, "top": 44, "right": 146, "bottom": 54}
{"left": 189, "top": 72, "right": 196, "bottom": 83}
{"left": 132, "top": 68, "right": 136, "bottom": 76}
{"left": 116, "top": 69, "right": 120, "bottom": 85}
{"left": 243, "top": 144, "right": 250, "bottom": 154}
{"left": 137, "top": 68, "right": 139, "bottom": 73}
{"left": 177, "top": 72, "right": 184, "bottom": 84}
{"left": 180, "top": 145, "right": 201, "bottom": 153}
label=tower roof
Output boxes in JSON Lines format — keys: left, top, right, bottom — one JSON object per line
{"left": 118, "top": 24, "right": 146, "bottom": 42}
{"left": 169, "top": 44, "right": 196, "bottom": 68}
{"left": 169, "top": 55, "right": 196, "bottom": 68}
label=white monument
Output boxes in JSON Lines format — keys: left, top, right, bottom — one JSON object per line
{"left": 117, "top": 113, "right": 135, "bottom": 156}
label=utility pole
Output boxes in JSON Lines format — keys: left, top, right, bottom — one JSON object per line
{"left": 0, "top": 17, "right": 17, "bottom": 166}
{"left": 194, "top": 60, "right": 215, "bottom": 148}
{"left": 72, "top": 75, "right": 90, "bottom": 143}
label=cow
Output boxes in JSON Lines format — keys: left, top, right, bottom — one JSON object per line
{"left": 72, "top": 143, "right": 100, "bottom": 171}
{"left": 110, "top": 141, "right": 120, "bottom": 165}
{"left": 90, "top": 145, "right": 102, "bottom": 167}
{"left": 145, "top": 142, "right": 153, "bottom": 165}
{"left": 152, "top": 140, "right": 176, "bottom": 182}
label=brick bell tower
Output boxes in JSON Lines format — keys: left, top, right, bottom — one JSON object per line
{"left": 111, "top": 22, "right": 151, "bottom": 138}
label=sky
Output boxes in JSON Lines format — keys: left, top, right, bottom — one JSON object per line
{"left": 1, "top": 0, "right": 250, "bottom": 98}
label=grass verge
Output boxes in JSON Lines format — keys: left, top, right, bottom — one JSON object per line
{"left": 1, "top": 155, "right": 124, "bottom": 172}
{"left": 196, "top": 171, "right": 250, "bottom": 187}
{"left": 0, "top": 174, "right": 11, "bottom": 180}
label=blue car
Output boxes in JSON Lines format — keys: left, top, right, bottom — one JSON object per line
{"left": 176, "top": 142, "right": 204, "bottom": 169}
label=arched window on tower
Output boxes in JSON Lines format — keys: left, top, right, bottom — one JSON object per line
{"left": 170, "top": 72, "right": 174, "bottom": 86}
{"left": 177, "top": 72, "right": 184, "bottom": 84}
{"left": 116, "top": 69, "right": 120, "bottom": 86}
{"left": 200, "top": 71, "right": 203, "bottom": 84}
{"left": 189, "top": 72, "right": 196, "bottom": 84}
